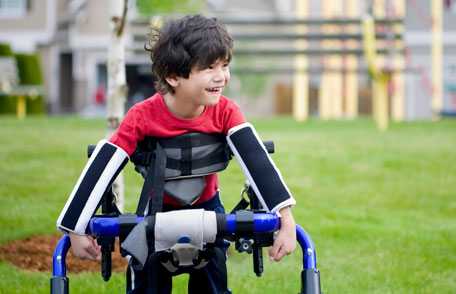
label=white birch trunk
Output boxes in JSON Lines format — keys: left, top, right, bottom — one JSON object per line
{"left": 107, "top": 0, "right": 128, "bottom": 211}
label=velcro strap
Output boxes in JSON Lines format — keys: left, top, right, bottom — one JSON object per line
{"left": 165, "top": 148, "right": 230, "bottom": 176}
{"left": 235, "top": 210, "right": 254, "bottom": 234}
{"left": 148, "top": 144, "right": 167, "bottom": 215}
{"left": 136, "top": 143, "right": 166, "bottom": 216}
{"left": 118, "top": 214, "right": 139, "bottom": 241}
{"left": 230, "top": 198, "right": 250, "bottom": 214}
{"left": 159, "top": 133, "right": 225, "bottom": 148}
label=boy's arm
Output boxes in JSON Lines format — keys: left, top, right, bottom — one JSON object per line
{"left": 227, "top": 122, "right": 297, "bottom": 262}
{"left": 227, "top": 122, "right": 296, "bottom": 213}
{"left": 56, "top": 140, "right": 129, "bottom": 235}
{"left": 57, "top": 105, "right": 142, "bottom": 259}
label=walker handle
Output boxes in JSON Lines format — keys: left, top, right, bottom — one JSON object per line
{"left": 51, "top": 213, "right": 321, "bottom": 294}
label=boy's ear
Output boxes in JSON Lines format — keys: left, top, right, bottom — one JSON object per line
{"left": 165, "top": 75, "right": 180, "bottom": 88}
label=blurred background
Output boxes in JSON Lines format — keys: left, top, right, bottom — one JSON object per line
{"left": 0, "top": 0, "right": 455, "bottom": 121}
{"left": 1, "top": 2, "right": 456, "bottom": 293}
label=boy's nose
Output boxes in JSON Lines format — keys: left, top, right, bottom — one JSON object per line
{"left": 213, "top": 70, "right": 225, "bottom": 82}
{"left": 214, "top": 67, "right": 229, "bottom": 82}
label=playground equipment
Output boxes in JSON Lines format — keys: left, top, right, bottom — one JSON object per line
{"left": 362, "top": 13, "right": 391, "bottom": 131}
{"left": 204, "top": 1, "right": 447, "bottom": 126}
{"left": 216, "top": 11, "right": 405, "bottom": 127}
{"left": 125, "top": 1, "right": 453, "bottom": 125}
{"left": 50, "top": 140, "right": 322, "bottom": 294}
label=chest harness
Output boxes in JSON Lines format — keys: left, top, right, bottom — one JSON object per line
{"left": 133, "top": 132, "right": 231, "bottom": 214}
{"left": 125, "top": 133, "right": 232, "bottom": 272}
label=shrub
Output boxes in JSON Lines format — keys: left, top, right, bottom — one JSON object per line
{"left": 0, "top": 43, "right": 13, "bottom": 56}
{"left": 0, "top": 50, "right": 45, "bottom": 115}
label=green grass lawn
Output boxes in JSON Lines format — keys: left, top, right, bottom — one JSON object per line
{"left": 0, "top": 116, "right": 455, "bottom": 293}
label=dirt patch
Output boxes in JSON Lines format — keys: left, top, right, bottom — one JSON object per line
{"left": 0, "top": 235, "right": 127, "bottom": 273}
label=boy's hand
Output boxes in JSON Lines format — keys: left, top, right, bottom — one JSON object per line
{"left": 268, "top": 206, "right": 296, "bottom": 262}
{"left": 69, "top": 232, "right": 101, "bottom": 261}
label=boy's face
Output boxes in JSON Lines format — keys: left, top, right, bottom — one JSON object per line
{"left": 169, "top": 59, "right": 230, "bottom": 106}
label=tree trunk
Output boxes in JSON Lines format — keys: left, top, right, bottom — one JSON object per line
{"left": 107, "top": 0, "right": 128, "bottom": 211}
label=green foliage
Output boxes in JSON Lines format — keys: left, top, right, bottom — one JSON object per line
{"left": 0, "top": 43, "right": 13, "bottom": 56}
{"left": 136, "top": 0, "right": 203, "bottom": 15}
{"left": 15, "top": 54, "right": 43, "bottom": 85}
{"left": 0, "top": 43, "right": 17, "bottom": 114}
{"left": 1, "top": 117, "right": 456, "bottom": 293}
{"left": 15, "top": 54, "right": 45, "bottom": 114}
{"left": 0, "top": 96, "right": 16, "bottom": 114}
{"left": 0, "top": 96, "right": 44, "bottom": 115}
{"left": 0, "top": 53, "right": 45, "bottom": 115}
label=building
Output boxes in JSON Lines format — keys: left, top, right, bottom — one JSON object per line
{"left": 0, "top": 0, "right": 455, "bottom": 118}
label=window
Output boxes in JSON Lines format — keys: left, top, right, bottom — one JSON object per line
{"left": 0, "top": 0, "right": 27, "bottom": 18}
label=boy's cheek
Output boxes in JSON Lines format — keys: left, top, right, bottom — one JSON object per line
{"left": 224, "top": 73, "right": 231, "bottom": 85}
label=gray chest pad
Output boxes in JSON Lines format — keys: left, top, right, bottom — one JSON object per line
{"left": 164, "top": 177, "right": 206, "bottom": 206}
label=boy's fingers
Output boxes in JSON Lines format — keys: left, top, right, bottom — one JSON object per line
{"left": 91, "top": 238, "right": 101, "bottom": 252}
{"left": 89, "top": 236, "right": 100, "bottom": 247}
{"left": 268, "top": 243, "right": 282, "bottom": 261}
{"left": 86, "top": 245, "right": 100, "bottom": 259}
{"left": 274, "top": 246, "right": 289, "bottom": 261}
{"left": 268, "top": 245, "right": 276, "bottom": 258}
{"left": 90, "top": 239, "right": 101, "bottom": 260}
{"left": 270, "top": 243, "right": 294, "bottom": 262}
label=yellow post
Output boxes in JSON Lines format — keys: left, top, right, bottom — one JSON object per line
{"left": 373, "top": 0, "right": 389, "bottom": 129}
{"left": 17, "top": 96, "right": 26, "bottom": 119}
{"left": 345, "top": 0, "right": 359, "bottom": 119}
{"left": 391, "top": 0, "right": 405, "bottom": 121}
{"left": 319, "top": 0, "right": 344, "bottom": 119}
{"left": 373, "top": 77, "right": 389, "bottom": 131}
{"left": 431, "top": 0, "right": 443, "bottom": 118}
{"left": 363, "top": 13, "right": 390, "bottom": 131}
{"left": 292, "top": 0, "right": 309, "bottom": 122}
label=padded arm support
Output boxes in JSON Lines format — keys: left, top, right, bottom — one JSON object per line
{"left": 56, "top": 140, "right": 129, "bottom": 234}
{"left": 227, "top": 123, "right": 296, "bottom": 213}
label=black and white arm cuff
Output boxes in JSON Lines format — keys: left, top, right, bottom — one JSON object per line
{"left": 56, "top": 140, "right": 129, "bottom": 234}
{"left": 227, "top": 123, "right": 296, "bottom": 213}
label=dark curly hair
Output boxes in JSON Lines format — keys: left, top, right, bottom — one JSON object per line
{"left": 145, "top": 15, "right": 233, "bottom": 94}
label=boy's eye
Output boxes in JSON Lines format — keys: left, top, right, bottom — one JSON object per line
{"left": 205, "top": 62, "right": 229, "bottom": 70}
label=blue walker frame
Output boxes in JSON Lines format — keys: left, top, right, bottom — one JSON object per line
{"left": 51, "top": 214, "right": 321, "bottom": 293}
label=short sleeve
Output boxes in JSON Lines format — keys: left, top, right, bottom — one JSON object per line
{"left": 223, "top": 100, "right": 246, "bottom": 134}
{"left": 109, "top": 105, "right": 145, "bottom": 156}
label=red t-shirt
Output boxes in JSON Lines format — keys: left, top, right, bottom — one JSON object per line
{"left": 109, "top": 93, "right": 245, "bottom": 206}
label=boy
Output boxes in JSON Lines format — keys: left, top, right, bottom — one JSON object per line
{"left": 57, "top": 15, "right": 296, "bottom": 293}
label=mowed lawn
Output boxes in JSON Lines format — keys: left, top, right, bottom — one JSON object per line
{"left": 0, "top": 116, "right": 455, "bottom": 294}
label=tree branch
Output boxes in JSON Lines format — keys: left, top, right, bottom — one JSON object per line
{"left": 116, "top": 0, "right": 129, "bottom": 37}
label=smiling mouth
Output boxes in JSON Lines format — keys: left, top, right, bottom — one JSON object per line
{"left": 205, "top": 87, "right": 223, "bottom": 94}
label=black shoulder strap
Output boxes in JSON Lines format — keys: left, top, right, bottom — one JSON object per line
{"left": 136, "top": 142, "right": 167, "bottom": 216}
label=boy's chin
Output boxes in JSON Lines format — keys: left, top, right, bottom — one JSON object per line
{"left": 204, "top": 94, "right": 221, "bottom": 105}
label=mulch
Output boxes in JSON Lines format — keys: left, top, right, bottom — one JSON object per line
{"left": 0, "top": 235, "right": 128, "bottom": 273}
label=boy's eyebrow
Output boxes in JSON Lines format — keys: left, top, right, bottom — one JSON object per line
{"left": 218, "top": 57, "right": 231, "bottom": 64}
